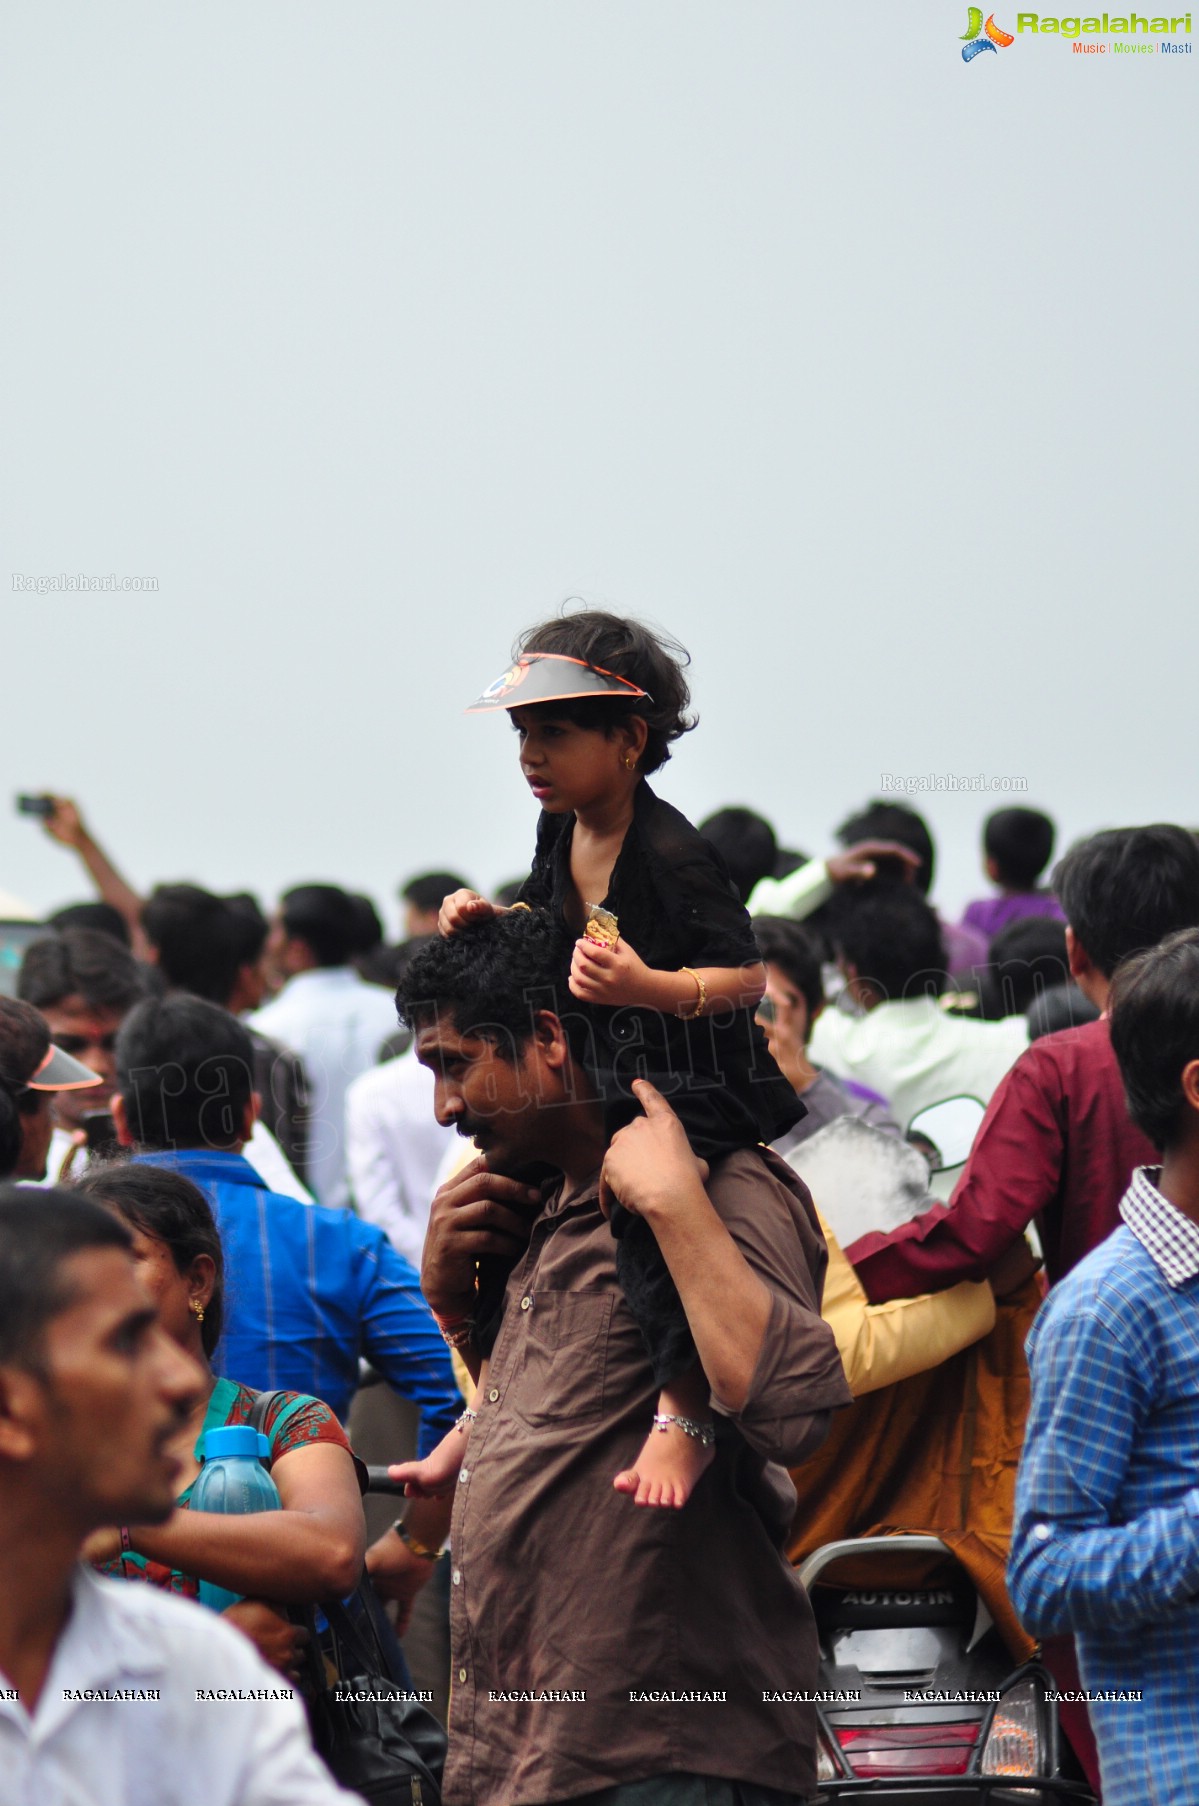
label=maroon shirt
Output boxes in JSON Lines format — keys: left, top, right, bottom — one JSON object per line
{"left": 846, "top": 1017, "right": 1156, "bottom": 1302}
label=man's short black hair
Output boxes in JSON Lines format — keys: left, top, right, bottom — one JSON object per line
{"left": 280, "top": 885, "right": 363, "bottom": 968}
{"left": 347, "top": 894, "right": 384, "bottom": 956}
{"left": 831, "top": 887, "right": 947, "bottom": 1002}
{"left": 401, "top": 871, "right": 472, "bottom": 915}
{"left": 698, "top": 808, "right": 777, "bottom": 904}
{"left": 116, "top": 995, "right": 255, "bottom": 1152}
{"left": 18, "top": 928, "right": 148, "bottom": 1015}
{"left": 515, "top": 608, "right": 696, "bottom": 775}
{"left": 141, "top": 884, "right": 243, "bottom": 1006}
{"left": 396, "top": 909, "right": 577, "bottom": 1059}
{"left": 1053, "top": 826, "right": 1199, "bottom": 978}
{"left": 0, "top": 1187, "right": 131, "bottom": 1371}
{"left": 752, "top": 917, "right": 824, "bottom": 1021}
{"left": 984, "top": 808, "right": 1056, "bottom": 890}
{"left": 976, "top": 916, "right": 1070, "bottom": 1019}
{"left": 836, "top": 802, "right": 935, "bottom": 895}
{"left": 1110, "top": 928, "right": 1199, "bottom": 1150}
{"left": 224, "top": 892, "right": 269, "bottom": 967}
{"left": 46, "top": 901, "right": 132, "bottom": 947}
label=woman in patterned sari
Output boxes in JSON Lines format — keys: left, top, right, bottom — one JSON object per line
{"left": 76, "top": 1162, "right": 366, "bottom": 1681}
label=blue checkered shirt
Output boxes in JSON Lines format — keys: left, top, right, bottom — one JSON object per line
{"left": 1009, "top": 1167, "right": 1199, "bottom": 1803}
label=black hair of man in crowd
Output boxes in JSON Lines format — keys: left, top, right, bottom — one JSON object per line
{"left": 976, "top": 916, "right": 1070, "bottom": 1020}
{"left": 984, "top": 807, "right": 1057, "bottom": 891}
{"left": 836, "top": 801, "right": 935, "bottom": 895}
{"left": 698, "top": 807, "right": 778, "bottom": 904}
{"left": 830, "top": 886, "right": 948, "bottom": 1005}
{"left": 1053, "top": 826, "right": 1199, "bottom": 979}
{"left": 279, "top": 884, "right": 364, "bottom": 969}
{"left": 1110, "top": 927, "right": 1199, "bottom": 1151}
{"left": 395, "top": 908, "right": 583, "bottom": 1061}
{"left": 116, "top": 995, "right": 255, "bottom": 1153}
{"left": 140, "top": 884, "right": 245, "bottom": 1006}
{"left": 46, "top": 901, "right": 132, "bottom": 947}
{"left": 0, "top": 1186, "right": 133, "bottom": 1372}
{"left": 752, "top": 917, "right": 825, "bottom": 1023}
{"left": 514, "top": 607, "right": 696, "bottom": 774}
{"left": 18, "top": 927, "right": 148, "bottom": 1016}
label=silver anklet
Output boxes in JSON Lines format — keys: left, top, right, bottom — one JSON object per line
{"left": 652, "top": 1412, "right": 715, "bottom": 1447}
{"left": 456, "top": 1408, "right": 477, "bottom": 1432}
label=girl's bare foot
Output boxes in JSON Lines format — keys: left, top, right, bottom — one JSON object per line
{"left": 613, "top": 1413, "right": 715, "bottom": 1509}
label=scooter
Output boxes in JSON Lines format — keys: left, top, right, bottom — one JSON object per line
{"left": 801, "top": 1533, "right": 1095, "bottom": 1803}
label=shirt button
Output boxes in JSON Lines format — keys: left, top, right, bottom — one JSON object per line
{"left": 459, "top": 1468, "right": 470, "bottom": 1484}
{"left": 488, "top": 1388, "right": 499, "bottom": 1402}
{"left": 458, "top": 1668, "right": 468, "bottom": 1684}
{"left": 520, "top": 1296, "right": 532, "bottom": 1311}
{"left": 452, "top": 1568, "right": 462, "bottom": 1585}
{"left": 1034, "top": 1523, "right": 1051, "bottom": 1542}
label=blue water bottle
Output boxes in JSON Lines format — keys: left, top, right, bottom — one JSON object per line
{"left": 191, "top": 1424, "right": 281, "bottom": 1613}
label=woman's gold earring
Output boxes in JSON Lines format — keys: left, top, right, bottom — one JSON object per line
{"left": 624, "top": 755, "right": 636, "bottom": 771}
{"left": 190, "top": 1300, "right": 205, "bottom": 1323}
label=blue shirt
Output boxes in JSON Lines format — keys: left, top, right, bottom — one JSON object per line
{"left": 132, "top": 1149, "right": 459, "bottom": 1457}
{"left": 1008, "top": 1168, "right": 1199, "bottom": 1804}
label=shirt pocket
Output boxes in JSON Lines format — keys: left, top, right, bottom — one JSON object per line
{"left": 511, "top": 1291, "right": 613, "bottom": 1427}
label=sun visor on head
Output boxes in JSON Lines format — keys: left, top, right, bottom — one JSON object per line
{"left": 28, "top": 1044, "right": 103, "bottom": 1092}
{"left": 466, "top": 652, "right": 650, "bottom": 713}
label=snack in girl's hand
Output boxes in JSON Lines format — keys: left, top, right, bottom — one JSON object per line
{"left": 584, "top": 904, "right": 620, "bottom": 948}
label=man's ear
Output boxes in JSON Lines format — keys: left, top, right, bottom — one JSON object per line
{"left": 0, "top": 1366, "right": 43, "bottom": 1465}
{"left": 984, "top": 856, "right": 1001, "bottom": 885}
{"left": 617, "top": 716, "right": 649, "bottom": 765}
{"left": 1181, "top": 1059, "right": 1199, "bottom": 1116}
{"left": 1065, "top": 926, "right": 1088, "bottom": 984}
{"left": 111, "top": 1092, "right": 135, "bottom": 1149}
{"left": 531, "top": 1010, "right": 571, "bottom": 1069}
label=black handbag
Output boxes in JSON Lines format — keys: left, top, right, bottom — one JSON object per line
{"left": 246, "top": 1390, "right": 448, "bottom": 1806}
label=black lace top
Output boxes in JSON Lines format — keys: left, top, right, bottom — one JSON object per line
{"left": 518, "top": 781, "right": 803, "bottom": 1156}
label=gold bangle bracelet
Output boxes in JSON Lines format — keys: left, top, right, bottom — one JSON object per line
{"left": 393, "top": 1520, "right": 444, "bottom": 1561}
{"left": 679, "top": 966, "right": 706, "bottom": 1021}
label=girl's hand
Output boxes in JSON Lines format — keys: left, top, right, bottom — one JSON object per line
{"left": 438, "top": 888, "right": 500, "bottom": 936}
{"left": 80, "top": 1526, "right": 122, "bottom": 1565}
{"left": 569, "top": 935, "right": 660, "bottom": 1008}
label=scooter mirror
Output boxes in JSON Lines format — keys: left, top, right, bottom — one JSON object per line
{"left": 906, "top": 1095, "right": 986, "bottom": 1172}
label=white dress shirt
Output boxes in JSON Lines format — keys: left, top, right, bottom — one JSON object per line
{"left": 809, "top": 996, "right": 1028, "bottom": 1197}
{"left": 345, "top": 1048, "right": 456, "bottom": 1269}
{"left": 249, "top": 968, "right": 398, "bottom": 1209}
{"left": 0, "top": 1566, "right": 356, "bottom": 1806}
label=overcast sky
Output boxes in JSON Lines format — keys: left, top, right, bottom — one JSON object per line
{"left": 4, "top": 4, "right": 1194, "bottom": 935}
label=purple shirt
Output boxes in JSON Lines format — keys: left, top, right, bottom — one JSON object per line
{"left": 961, "top": 891, "right": 1066, "bottom": 943}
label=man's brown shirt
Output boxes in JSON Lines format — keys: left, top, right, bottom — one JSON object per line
{"left": 445, "top": 1145, "right": 851, "bottom": 1806}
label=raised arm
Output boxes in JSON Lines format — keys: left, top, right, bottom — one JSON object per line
{"left": 41, "top": 795, "right": 149, "bottom": 955}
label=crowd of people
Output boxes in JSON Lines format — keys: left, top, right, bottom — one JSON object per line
{"left": 2, "top": 608, "right": 1198, "bottom": 1805}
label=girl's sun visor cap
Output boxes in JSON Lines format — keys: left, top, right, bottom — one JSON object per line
{"left": 466, "top": 652, "right": 650, "bottom": 713}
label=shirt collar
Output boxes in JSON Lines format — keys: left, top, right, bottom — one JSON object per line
{"left": 130, "top": 1148, "right": 268, "bottom": 1189}
{"left": 1120, "top": 1166, "right": 1199, "bottom": 1288}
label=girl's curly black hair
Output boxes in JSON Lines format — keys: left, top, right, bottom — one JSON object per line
{"left": 515, "top": 606, "right": 696, "bottom": 774}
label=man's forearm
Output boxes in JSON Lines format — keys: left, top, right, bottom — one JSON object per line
{"left": 647, "top": 1178, "right": 771, "bottom": 1411}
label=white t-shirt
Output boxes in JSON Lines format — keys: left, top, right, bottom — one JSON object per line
{"left": 0, "top": 1566, "right": 357, "bottom": 1806}
{"left": 345, "top": 1048, "right": 455, "bottom": 1270}
{"left": 249, "top": 969, "right": 398, "bottom": 1209}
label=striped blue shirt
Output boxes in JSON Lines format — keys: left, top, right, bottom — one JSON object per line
{"left": 1009, "top": 1167, "right": 1199, "bottom": 1804}
{"left": 132, "top": 1149, "right": 459, "bottom": 1456}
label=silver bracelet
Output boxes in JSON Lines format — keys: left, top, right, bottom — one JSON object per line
{"left": 652, "top": 1412, "right": 715, "bottom": 1447}
{"left": 456, "top": 1408, "right": 477, "bottom": 1432}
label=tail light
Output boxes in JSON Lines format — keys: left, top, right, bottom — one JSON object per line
{"left": 979, "top": 1677, "right": 1044, "bottom": 1778}
{"left": 835, "top": 1722, "right": 978, "bottom": 1776}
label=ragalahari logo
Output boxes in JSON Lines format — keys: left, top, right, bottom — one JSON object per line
{"left": 961, "top": 8, "right": 1017, "bottom": 56}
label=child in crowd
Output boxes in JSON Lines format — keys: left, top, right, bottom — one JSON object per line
{"left": 396, "top": 610, "right": 803, "bottom": 1510}
{"left": 960, "top": 806, "right": 1066, "bottom": 942}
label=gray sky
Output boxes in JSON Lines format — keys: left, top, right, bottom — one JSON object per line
{"left": 5, "top": 4, "right": 1195, "bottom": 934}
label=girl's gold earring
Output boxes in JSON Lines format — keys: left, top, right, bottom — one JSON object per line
{"left": 190, "top": 1300, "right": 206, "bottom": 1323}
